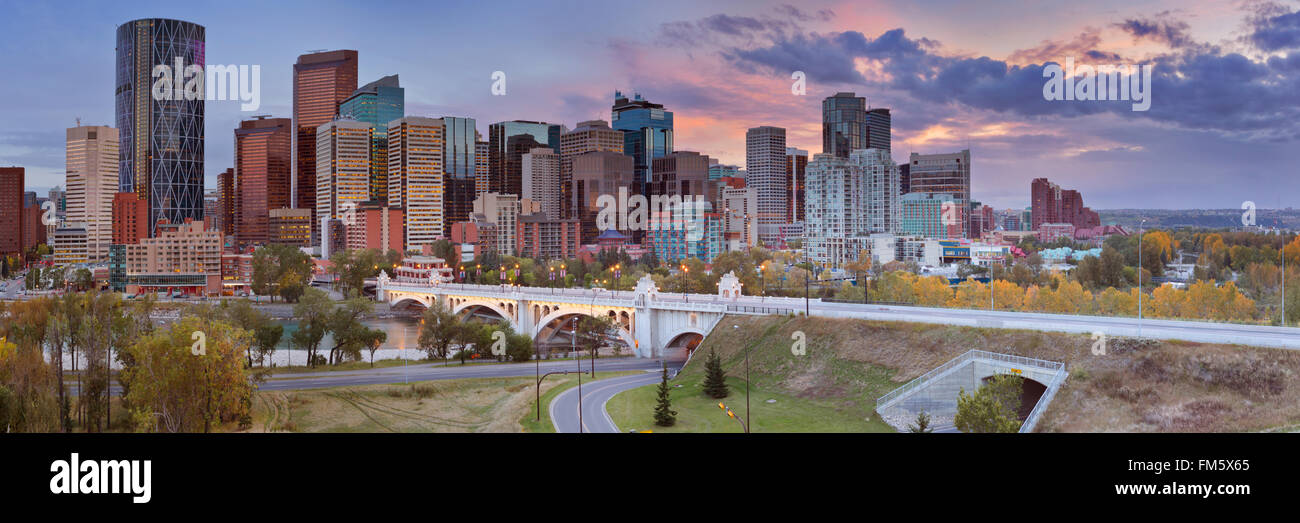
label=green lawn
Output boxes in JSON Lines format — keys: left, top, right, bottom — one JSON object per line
{"left": 518, "top": 370, "right": 643, "bottom": 433}
{"left": 606, "top": 375, "right": 896, "bottom": 433}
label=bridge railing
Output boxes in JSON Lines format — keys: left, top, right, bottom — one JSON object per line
{"left": 1019, "top": 364, "right": 1069, "bottom": 433}
{"left": 727, "top": 305, "right": 795, "bottom": 315}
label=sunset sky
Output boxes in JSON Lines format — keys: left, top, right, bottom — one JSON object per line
{"left": 2, "top": 0, "right": 1299, "bottom": 210}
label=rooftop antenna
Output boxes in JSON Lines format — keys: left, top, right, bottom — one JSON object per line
{"left": 75, "top": 117, "right": 81, "bottom": 127}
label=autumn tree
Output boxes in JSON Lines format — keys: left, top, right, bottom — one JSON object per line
{"left": 121, "top": 317, "right": 253, "bottom": 433}
{"left": 954, "top": 374, "right": 1024, "bottom": 433}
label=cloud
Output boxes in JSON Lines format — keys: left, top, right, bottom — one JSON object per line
{"left": 1116, "top": 13, "right": 1198, "bottom": 49}
{"left": 1249, "top": 8, "right": 1300, "bottom": 51}
{"left": 1006, "top": 29, "right": 1123, "bottom": 65}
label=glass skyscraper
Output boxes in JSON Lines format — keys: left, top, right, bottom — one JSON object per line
{"left": 822, "top": 92, "right": 891, "bottom": 159}
{"left": 115, "top": 18, "right": 206, "bottom": 236}
{"left": 339, "top": 74, "right": 404, "bottom": 202}
{"left": 487, "top": 120, "right": 561, "bottom": 196}
{"left": 611, "top": 91, "right": 673, "bottom": 199}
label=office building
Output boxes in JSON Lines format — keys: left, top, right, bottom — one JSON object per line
{"left": 441, "top": 117, "right": 478, "bottom": 234}
{"left": 123, "top": 218, "right": 223, "bottom": 295}
{"left": 745, "top": 126, "right": 787, "bottom": 244}
{"left": 387, "top": 117, "right": 444, "bottom": 250}
{"left": 338, "top": 74, "right": 404, "bottom": 202}
{"left": 293, "top": 50, "right": 359, "bottom": 238}
{"left": 570, "top": 151, "right": 635, "bottom": 241}
{"left": 611, "top": 91, "right": 673, "bottom": 201}
{"left": 268, "top": 207, "right": 313, "bottom": 246}
{"left": 53, "top": 225, "right": 89, "bottom": 265}
{"left": 112, "top": 192, "right": 149, "bottom": 245}
{"left": 907, "top": 149, "right": 971, "bottom": 237}
{"left": 345, "top": 201, "right": 404, "bottom": 253}
{"left": 217, "top": 168, "right": 235, "bottom": 236}
{"left": 473, "top": 193, "right": 521, "bottom": 257}
{"left": 1, "top": 167, "right": 24, "bottom": 256}
{"left": 785, "top": 147, "right": 808, "bottom": 223}
{"left": 115, "top": 18, "right": 206, "bottom": 237}
{"left": 488, "top": 120, "right": 560, "bottom": 195}
{"left": 559, "top": 120, "right": 624, "bottom": 218}
{"left": 234, "top": 116, "right": 292, "bottom": 245}
{"left": 899, "top": 192, "right": 960, "bottom": 238}
{"left": 651, "top": 151, "right": 715, "bottom": 204}
{"left": 517, "top": 212, "right": 582, "bottom": 260}
{"left": 316, "top": 118, "right": 372, "bottom": 247}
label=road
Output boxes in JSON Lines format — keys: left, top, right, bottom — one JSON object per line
{"left": 551, "top": 361, "right": 682, "bottom": 433}
{"left": 257, "top": 356, "right": 664, "bottom": 391}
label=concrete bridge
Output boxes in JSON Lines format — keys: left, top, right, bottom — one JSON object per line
{"left": 375, "top": 272, "right": 759, "bottom": 358}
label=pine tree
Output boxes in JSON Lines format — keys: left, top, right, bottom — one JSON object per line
{"left": 702, "top": 349, "right": 729, "bottom": 399}
{"left": 653, "top": 363, "right": 677, "bottom": 427}
{"left": 908, "top": 411, "right": 933, "bottom": 433}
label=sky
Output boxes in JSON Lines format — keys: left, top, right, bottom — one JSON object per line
{"left": 2, "top": 0, "right": 1299, "bottom": 210}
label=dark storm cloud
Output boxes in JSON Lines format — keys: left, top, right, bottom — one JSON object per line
{"left": 1249, "top": 9, "right": 1300, "bottom": 51}
{"left": 722, "top": 22, "right": 1300, "bottom": 140}
{"left": 1116, "top": 15, "right": 1198, "bottom": 49}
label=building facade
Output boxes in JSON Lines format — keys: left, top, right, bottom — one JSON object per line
{"left": 115, "top": 18, "right": 206, "bottom": 237}
{"left": 746, "top": 126, "right": 787, "bottom": 245}
{"left": 293, "top": 50, "right": 359, "bottom": 239}
{"left": 338, "top": 74, "right": 404, "bottom": 202}
{"left": 65, "top": 125, "right": 119, "bottom": 259}
{"left": 234, "top": 117, "right": 292, "bottom": 245}
{"left": 387, "top": 116, "right": 444, "bottom": 250}
{"left": 907, "top": 150, "right": 971, "bottom": 237}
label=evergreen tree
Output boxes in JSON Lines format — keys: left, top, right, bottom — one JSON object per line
{"left": 653, "top": 363, "right": 677, "bottom": 427}
{"left": 908, "top": 411, "right": 933, "bottom": 433}
{"left": 702, "top": 349, "right": 729, "bottom": 399}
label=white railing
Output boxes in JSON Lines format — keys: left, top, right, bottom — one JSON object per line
{"left": 875, "top": 350, "right": 1066, "bottom": 412}
{"left": 1020, "top": 365, "right": 1069, "bottom": 433}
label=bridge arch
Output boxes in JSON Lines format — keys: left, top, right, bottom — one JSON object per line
{"left": 533, "top": 308, "right": 636, "bottom": 350}
{"left": 390, "top": 295, "right": 433, "bottom": 311}
{"left": 451, "top": 299, "right": 518, "bottom": 330}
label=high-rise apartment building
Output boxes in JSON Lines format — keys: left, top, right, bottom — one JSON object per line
{"left": 0, "top": 167, "right": 23, "bottom": 256}
{"left": 115, "top": 18, "right": 206, "bottom": 237}
{"left": 234, "top": 117, "right": 292, "bottom": 245}
{"left": 521, "top": 147, "right": 561, "bottom": 220}
{"left": 387, "top": 117, "right": 444, "bottom": 250}
{"left": 1031, "top": 177, "right": 1098, "bottom": 231}
{"left": 473, "top": 192, "right": 520, "bottom": 256}
{"left": 345, "top": 201, "right": 404, "bottom": 253}
{"left": 745, "top": 126, "right": 787, "bottom": 245}
{"left": 899, "top": 192, "right": 960, "bottom": 238}
{"left": 805, "top": 149, "right": 900, "bottom": 265}
{"left": 339, "top": 74, "right": 404, "bottom": 202}
{"left": 293, "top": 50, "right": 359, "bottom": 238}
{"left": 65, "top": 125, "right": 119, "bottom": 260}
{"left": 907, "top": 150, "right": 971, "bottom": 237}
{"left": 316, "top": 118, "right": 372, "bottom": 248}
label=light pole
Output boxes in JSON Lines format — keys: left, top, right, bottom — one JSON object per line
{"left": 716, "top": 402, "right": 749, "bottom": 433}
{"left": 1138, "top": 218, "right": 1146, "bottom": 337}
{"left": 733, "top": 324, "right": 749, "bottom": 430}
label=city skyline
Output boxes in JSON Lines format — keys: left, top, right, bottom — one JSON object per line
{"left": 2, "top": 0, "right": 1299, "bottom": 211}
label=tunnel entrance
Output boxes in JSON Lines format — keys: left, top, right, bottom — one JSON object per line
{"left": 980, "top": 375, "right": 1048, "bottom": 420}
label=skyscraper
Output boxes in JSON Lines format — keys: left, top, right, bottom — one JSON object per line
{"left": 745, "top": 126, "right": 787, "bottom": 245}
{"left": 66, "top": 125, "right": 119, "bottom": 259}
{"left": 217, "top": 168, "right": 235, "bottom": 237}
{"left": 559, "top": 120, "right": 624, "bottom": 218}
{"left": 234, "top": 116, "right": 292, "bottom": 245}
{"left": 611, "top": 91, "right": 673, "bottom": 201}
{"left": 387, "top": 117, "right": 444, "bottom": 250}
{"left": 441, "top": 116, "right": 478, "bottom": 234}
{"left": 115, "top": 18, "right": 206, "bottom": 237}
{"left": 475, "top": 140, "right": 490, "bottom": 198}
{"left": 907, "top": 150, "right": 971, "bottom": 237}
{"left": 316, "top": 118, "right": 372, "bottom": 248}
{"left": 293, "top": 50, "right": 358, "bottom": 239}
{"left": 339, "top": 74, "right": 404, "bottom": 202}
{"left": 822, "top": 92, "right": 891, "bottom": 159}
{"left": 521, "top": 147, "right": 561, "bottom": 220}
{"left": 785, "top": 147, "right": 808, "bottom": 224}
{"left": 488, "top": 120, "right": 559, "bottom": 195}
{"left": 0, "top": 167, "right": 22, "bottom": 257}
{"left": 805, "top": 149, "right": 900, "bottom": 265}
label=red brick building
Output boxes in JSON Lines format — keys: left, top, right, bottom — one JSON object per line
{"left": 1, "top": 167, "right": 24, "bottom": 256}
{"left": 112, "top": 192, "right": 149, "bottom": 245}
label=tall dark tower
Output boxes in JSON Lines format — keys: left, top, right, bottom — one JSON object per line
{"left": 116, "top": 18, "right": 206, "bottom": 236}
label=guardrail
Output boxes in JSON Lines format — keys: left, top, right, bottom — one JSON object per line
{"left": 1020, "top": 365, "right": 1068, "bottom": 433}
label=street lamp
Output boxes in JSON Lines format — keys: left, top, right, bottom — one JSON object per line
{"left": 716, "top": 402, "right": 749, "bottom": 433}
{"left": 1138, "top": 218, "right": 1146, "bottom": 337}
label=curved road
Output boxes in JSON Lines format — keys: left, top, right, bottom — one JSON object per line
{"left": 551, "top": 362, "right": 682, "bottom": 433}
